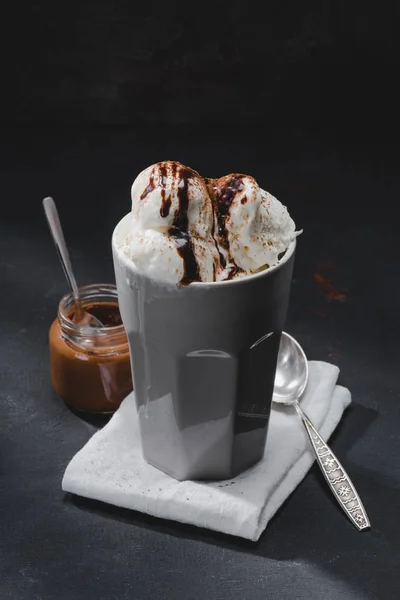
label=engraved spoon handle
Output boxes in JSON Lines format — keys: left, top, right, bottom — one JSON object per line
{"left": 294, "top": 400, "right": 370, "bottom": 531}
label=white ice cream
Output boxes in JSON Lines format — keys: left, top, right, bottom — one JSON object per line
{"left": 117, "top": 161, "right": 301, "bottom": 285}
{"left": 211, "top": 174, "right": 299, "bottom": 273}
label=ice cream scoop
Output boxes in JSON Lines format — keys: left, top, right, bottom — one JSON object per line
{"left": 209, "top": 174, "right": 298, "bottom": 274}
{"left": 117, "top": 161, "right": 301, "bottom": 285}
{"left": 120, "top": 161, "right": 220, "bottom": 285}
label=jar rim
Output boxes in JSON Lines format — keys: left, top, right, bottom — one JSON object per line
{"left": 58, "top": 283, "right": 126, "bottom": 339}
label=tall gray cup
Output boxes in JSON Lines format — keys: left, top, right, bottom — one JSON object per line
{"left": 112, "top": 214, "right": 296, "bottom": 480}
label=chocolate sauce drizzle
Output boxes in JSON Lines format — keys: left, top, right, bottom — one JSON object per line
{"left": 141, "top": 164, "right": 173, "bottom": 217}
{"left": 212, "top": 175, "right": 245, "bottom": 280}
{"left": 168, "top": 165, "right": 201, "bottom": 286}
{"left": 140, "top": 170, "right": 155, "bottom": 200}
{"left": 141, "top": 164, "right": 248, "bottom": 285}
{"left": 210, "top": 196, "right": 226, "bottom": 269}
{"left": 159, "top": 163, "right": 172, "bottom": 218}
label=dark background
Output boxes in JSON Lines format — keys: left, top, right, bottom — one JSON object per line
{"left": 1, "top": 0, "right": 399, "bottom": 142}
{"left": 1, "top": 2, "right": 400, "bottom": 600}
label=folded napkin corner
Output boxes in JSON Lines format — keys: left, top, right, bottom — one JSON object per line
{"left": 62, "top": 361, "right": 351, "bottom": 540}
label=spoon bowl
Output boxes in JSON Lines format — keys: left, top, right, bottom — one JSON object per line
{"left": 273, "top": 332, "right": 308, "bottom": 404}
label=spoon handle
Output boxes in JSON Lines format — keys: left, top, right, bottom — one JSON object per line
{"left": 294, "top": 401, "right": 370, "bottom": 531}
{"left": 43, "top": 197, "right": 80, "bottom": 303}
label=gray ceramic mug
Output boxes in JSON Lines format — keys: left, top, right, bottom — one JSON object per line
{"left": 112, "top": 214, "right": 296, "bottom": 480}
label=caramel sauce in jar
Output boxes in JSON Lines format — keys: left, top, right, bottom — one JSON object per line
{"left": 49, "top": 284, "right": 133, "bottom": 413}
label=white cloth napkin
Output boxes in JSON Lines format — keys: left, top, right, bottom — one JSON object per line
{"left": 62, "top": 361, "right": 351, "bottom": 541}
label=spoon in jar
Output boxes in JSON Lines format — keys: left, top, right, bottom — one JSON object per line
{"left": 273, "top": 332, "right": 370, "bottom": 531}
{"left": 43, "top": 196, "right": 103, "bottom": 329}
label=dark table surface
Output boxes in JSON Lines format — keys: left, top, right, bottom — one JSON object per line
{"left": 1, "top": 127, "right": 399, "bottom": 600}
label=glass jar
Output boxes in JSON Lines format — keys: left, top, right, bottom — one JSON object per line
{"left": 49, "top": 283, "right": 133, "bottom": 413}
